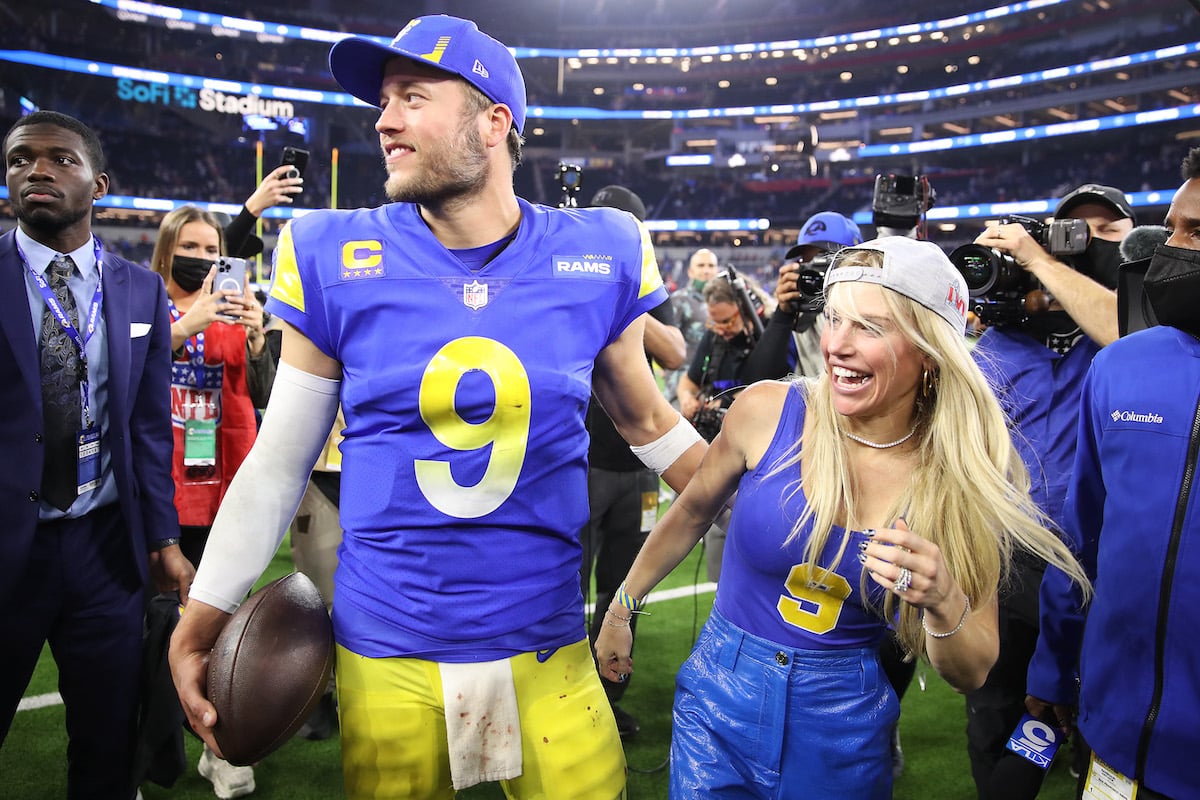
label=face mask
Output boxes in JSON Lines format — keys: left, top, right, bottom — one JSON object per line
{"left": 1070, "top": 238, "right": 1122, "bottom": 289}
{"left": 1143, "top": 243, "right": 1200, "bottom": 338}
{"left": 692, "top": 278, "right": 708, "bottom": 293}
{"left": 171, "top": 255, "right": 213, "bottom": 293}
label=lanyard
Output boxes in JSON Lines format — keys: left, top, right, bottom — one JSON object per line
{"left": 167, "top": 300, "right": 206, "bottom": 387}
{"left": 19, "top": 238, "right": 104, "bottom": 429}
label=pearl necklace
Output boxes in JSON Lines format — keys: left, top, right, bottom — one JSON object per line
{"left": 844, "top": 425, "right": 917, "bottom": 449}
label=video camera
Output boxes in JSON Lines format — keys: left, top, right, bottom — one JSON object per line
{"left": 558, "top": 163, "right": 583, "bottom": 208}
{"left": 948, "top": 214, "right": 1090, "bottom": 326}
{"left": 872, "top": 174, "right": 936, "bottom": 234}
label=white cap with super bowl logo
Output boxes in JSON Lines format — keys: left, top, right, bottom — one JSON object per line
{"left": 823, "top": 236, "right": 969, "bottom": 334}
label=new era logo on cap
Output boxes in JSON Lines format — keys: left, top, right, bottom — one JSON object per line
{"left": 329, "top": 14, "right": 528, "bottom": 133}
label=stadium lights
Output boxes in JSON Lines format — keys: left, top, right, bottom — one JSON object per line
{"left": 8, "top": 39, "right": 1195, "bottom": 124}
{"left": 90, "top": 0, "right": 1072, "bottom": 61}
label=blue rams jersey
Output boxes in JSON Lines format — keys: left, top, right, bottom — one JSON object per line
{"left": 717, "top": 383, "right": 889, "bottom": 649}
{"left": 266, "top": 198, "right": 665, "bottom": 660}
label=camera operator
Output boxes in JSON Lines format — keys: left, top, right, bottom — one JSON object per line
{"left": 675, "top": 273, "right": 761, "bottom": 581}
{"left": 1025, "top": 146, "right": 1200, "bottom": 800}
{"left": 749, "top": 211, "right": 864, "bottom": 381}
{"left": 974, "top": 183, "right": 1128, "bottom": 347}
{"left": 964, "top": 183, "right": 1134, "bottom": 800}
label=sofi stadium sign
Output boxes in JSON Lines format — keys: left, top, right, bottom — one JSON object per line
{"left": 116, "top": 79, "right": 295, "bottom": 117}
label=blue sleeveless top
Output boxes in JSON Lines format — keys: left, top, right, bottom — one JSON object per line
{"left": 715, "top": 383, "right": 889, "bottom": 648}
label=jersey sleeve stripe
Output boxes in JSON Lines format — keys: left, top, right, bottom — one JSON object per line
{"left": 269, "top": 221, "right": 306, "bottom": 313}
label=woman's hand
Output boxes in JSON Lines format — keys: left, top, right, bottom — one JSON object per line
{"left": 861, "top": 518, "right": 964, "bottom": 617}
{"left": 244, "top": 165, "right": 304, "bottom": 217}
{"left": 224, "top": 285, "right": 266, "bottom": 354}
{"left": 173, "top": 265, "right": 237, "bottom": 349}
{"left": 594, "top": 606, "right": 635, "bottom": 684}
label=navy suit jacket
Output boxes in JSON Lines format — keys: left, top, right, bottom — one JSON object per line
{"left": 0, "top": 229, "right": 179, "bottom": 604}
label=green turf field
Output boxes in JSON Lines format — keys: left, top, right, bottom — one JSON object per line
{"left": 2, "top": 535, "right": 1082, "bottom": 799}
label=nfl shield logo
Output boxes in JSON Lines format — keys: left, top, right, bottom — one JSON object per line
{"left": 463, "top": 280, "right": 489, "bottom": 310}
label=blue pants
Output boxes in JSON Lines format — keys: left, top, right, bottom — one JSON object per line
{"left": 0, "top": 504, "right": 143, "bottom": 800}
{"left": 671, "top": 608, "right": 898, "bottom": 799}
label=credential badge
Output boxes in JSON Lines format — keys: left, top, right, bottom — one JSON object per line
{"left": 463, "top": 279, "right": 489, "bottom": 310}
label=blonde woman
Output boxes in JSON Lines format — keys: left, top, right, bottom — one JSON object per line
{"left": 595, "top": 236, "right": 1089, "bottom": 798}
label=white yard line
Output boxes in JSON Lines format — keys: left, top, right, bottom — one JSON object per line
{"left": 19, "top": 582, "right": 718, "bottom": 713}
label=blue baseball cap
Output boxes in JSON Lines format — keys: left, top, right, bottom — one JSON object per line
{"left": 329, "top": 15, "right": 527, "bottom": 134}
{"left": 785, "top": 211, "right": 863, "bottom": 261}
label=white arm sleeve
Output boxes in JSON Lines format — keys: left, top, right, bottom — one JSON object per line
{"left": 188, "top": 361, "right": 341, "bottom": 612}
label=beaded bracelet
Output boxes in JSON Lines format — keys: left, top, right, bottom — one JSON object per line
{"left": 615, "top": 583, "right": 649, "bottom": 615}
{"left": 604, "top": 609, "right": 633, "bottom": 629}
{"left": 922, "top": 595, "right": 971, "bottom": 639}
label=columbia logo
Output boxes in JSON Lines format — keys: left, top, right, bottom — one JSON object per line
{"left": 472, "top": 59, "right": 489, "bottom": 78}
{"left": 1111, "top": 409, "right": 1164, "bottom": 424}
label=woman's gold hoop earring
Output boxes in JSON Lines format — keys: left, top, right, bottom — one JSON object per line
{"left": 921, "top": 368, "right": 935, "bottom": 399}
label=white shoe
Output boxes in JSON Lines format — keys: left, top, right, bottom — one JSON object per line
{"left": 198, "top": 744, "right": 256, "bottom": 799}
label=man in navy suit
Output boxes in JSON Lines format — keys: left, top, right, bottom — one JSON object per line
{"left": 0, "top": 111, "right": 193, "bottom": 799}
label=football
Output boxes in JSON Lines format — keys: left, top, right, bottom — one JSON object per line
{"left": 207, "top": 572, "right": 335, "bottom": 766}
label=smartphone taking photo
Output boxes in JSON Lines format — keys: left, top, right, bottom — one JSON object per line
{"left": 280, "top": 146, "right": 309, "bottom": 183}
{"left": 212, "top": 256, "right": 249, "bottom": 322}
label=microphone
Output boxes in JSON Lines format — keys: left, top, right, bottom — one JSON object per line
{"left": 1117, "top": 225, "right": 1168, "bottom": 337}
{"left": 1120, "top": 224, "right": 1169, "bottom": 262}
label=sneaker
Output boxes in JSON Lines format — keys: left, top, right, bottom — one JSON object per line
{"left": 611, "top": 703, "right": 640, "bottom": 740}
{"left": 198, "top": 744, "right": 256, "bottom": 799}
{"left": 890, "top": 724, "right": 904, "bottom": 779}
{"left": 296, "top": 691, "right": 338, "bottom": 741}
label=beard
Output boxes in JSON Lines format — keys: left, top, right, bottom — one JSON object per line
{"left": 13, "top": 197, "right": 92, "bottom": 238}
{"left": 383, "top": 116, "right": 490, "bottom": 208}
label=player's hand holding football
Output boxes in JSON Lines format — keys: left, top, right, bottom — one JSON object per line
{"left": 169, "top": 600, "right": 233, "bottom": 756}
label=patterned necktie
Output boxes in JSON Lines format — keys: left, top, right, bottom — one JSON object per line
{"left": 40, "top": 254, "right": 82, "bottom": 511}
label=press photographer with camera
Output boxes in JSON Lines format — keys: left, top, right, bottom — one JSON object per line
{"left": 964, "top": 183, "right": 1128, "bottom": 346}
{"left": 756, "top": 211, "right": 864, "bottom": 380}
{"left": 1025, "top": 146, "right": 1200, "bottom": 800}
{"left": 676, "top": 268, "right": 775, "bottom": 581}
{"left": 958, "top": 183, "right": 1134, "bottom": 800}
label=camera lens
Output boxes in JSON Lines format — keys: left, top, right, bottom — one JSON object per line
{"left": 949, "top": 244, "right": 1000, "bottom": 296}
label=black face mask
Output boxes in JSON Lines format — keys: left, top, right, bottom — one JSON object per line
{"left": 1143, "top": 243, "right": 1200, "bottom": 339}
{"left": 170, "top": 255, "right": 213, "bottom": 293}
{"left": 1069, "top": 238, "right": 1122, "bottom": 289}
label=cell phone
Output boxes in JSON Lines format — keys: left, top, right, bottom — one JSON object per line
{"left": 213, "top": 256, "right": 249, "bottom": 321}
{"left": 280, "top": 146, "right": 309, "bottom": 180}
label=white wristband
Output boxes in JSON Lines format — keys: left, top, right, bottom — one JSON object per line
{"left": 630, "top": 415, "right": 703, "bottom": 474}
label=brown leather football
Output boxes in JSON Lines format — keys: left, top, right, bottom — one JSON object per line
{"left": 207, "top": 572, "right": 334, "bottom": 766}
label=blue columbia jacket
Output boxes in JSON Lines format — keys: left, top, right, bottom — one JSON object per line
{"left": 1027, "top": 325, "right": 1200, "bottom": 799}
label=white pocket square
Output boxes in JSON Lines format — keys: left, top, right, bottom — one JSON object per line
{"left": 130, "top": 322, "right": 152, "bottom": 338}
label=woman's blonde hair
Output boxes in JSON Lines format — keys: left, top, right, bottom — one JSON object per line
{"left": 149, "top": 205, "right": 224, "bottom": 283}
{"left": 769, "top": 248, "right": 1090, "bottom": 658}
